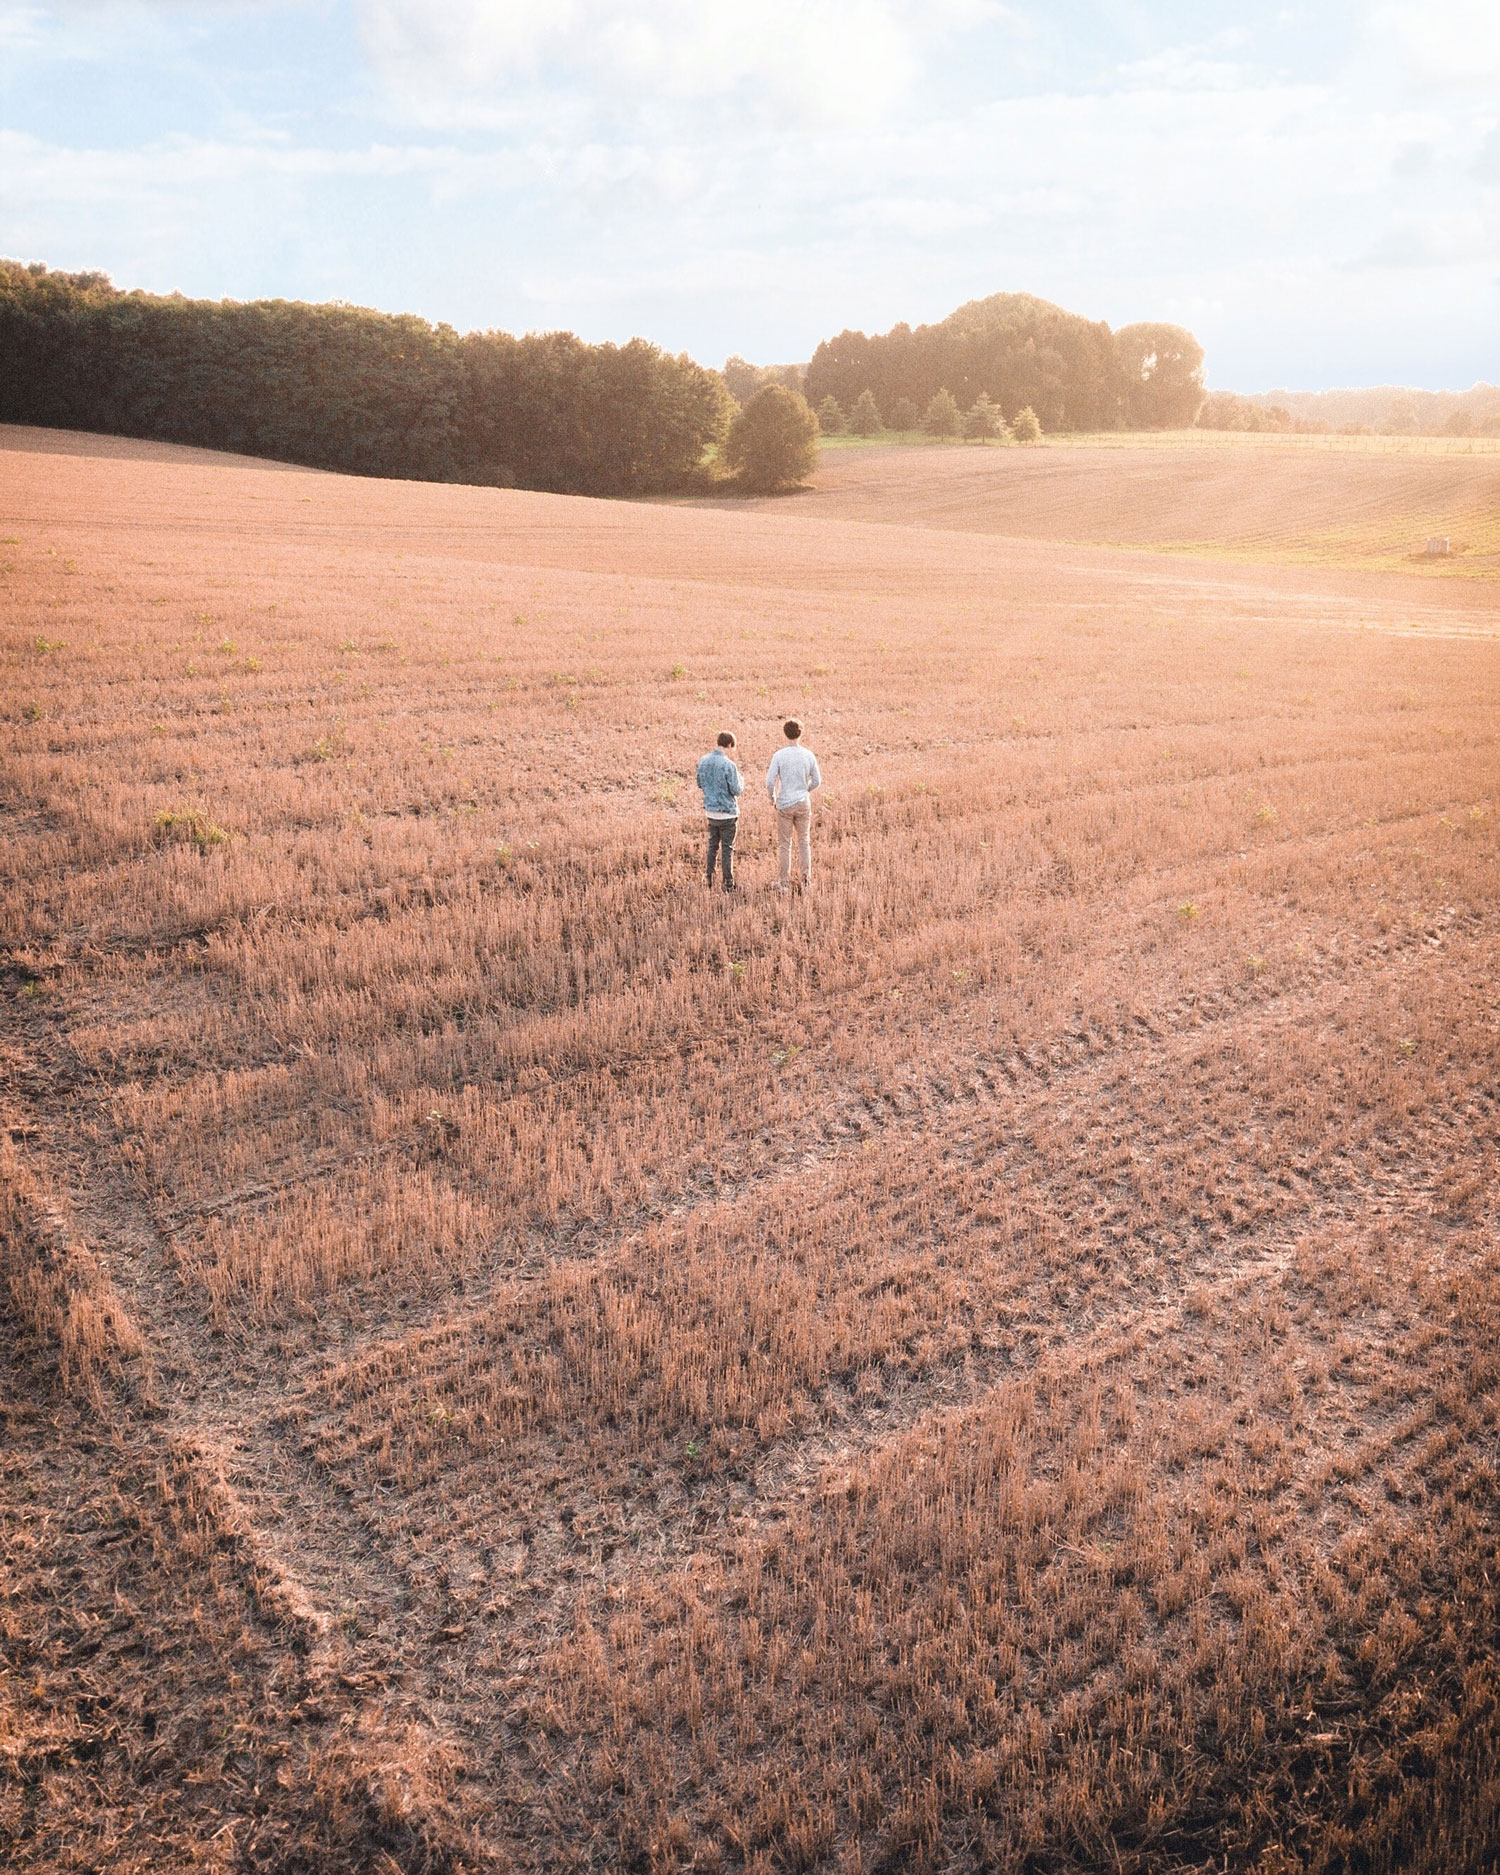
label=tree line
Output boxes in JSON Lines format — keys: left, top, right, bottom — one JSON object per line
{"left": 0, "top": 261, "right": 733, "bottom": 497}
{"left": 1198, "top": 384, "right": 1500, "bottom": 438}
{"left": 814, "top": 385, "right": 1042, "bottom": 442}
{"left": 804, "top": 292, "right": 1205, "bottom": 433}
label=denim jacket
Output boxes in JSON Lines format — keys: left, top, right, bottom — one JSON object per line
{"left": 696, "top": 748, "right": 743, "bottom": 818}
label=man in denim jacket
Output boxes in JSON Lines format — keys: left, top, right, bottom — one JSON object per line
{"left": 696, "top": 731, "right": 744, "bottom": 891}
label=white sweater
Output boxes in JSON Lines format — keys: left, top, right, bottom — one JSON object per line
{"left": 766, "top": 744, "right": 822, "bottom": 808}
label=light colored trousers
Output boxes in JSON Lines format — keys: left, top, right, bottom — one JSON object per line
{"left": 776, "top": 800, "right": 813, "bottom": 884}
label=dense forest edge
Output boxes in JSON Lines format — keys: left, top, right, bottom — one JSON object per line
{"left": 2, "top": 263, "right": 1217, "bottom": 493}
{"left": 0, "top": 260, "right": 733, "bottom": 497}
{"left": 750, "top": 307, "right": 1500, "bottom": 441}
{"left": 803, "top": 294, "right": 1204, "bottom": 433}
{"left": 10, "top": 261, "right": 1490, "bottom": 496}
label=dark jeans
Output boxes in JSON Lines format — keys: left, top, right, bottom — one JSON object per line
{"left": 706, "top": 817, "right": 737, "bottom": 887}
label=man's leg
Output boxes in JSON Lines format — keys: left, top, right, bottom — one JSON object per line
{"left": 795, "top": 802, "right": 812, "bottom": 884}
{"left": 706, "top": 820, "right": 721, "bottom": 885}
{"left": 776, "top": 808, "right": 794, "bottom": 886}
{"left": 719, "top": 818, "right": 737, "bottom": 888}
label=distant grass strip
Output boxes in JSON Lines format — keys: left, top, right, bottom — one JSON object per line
{"left": 1094, "top": 511, "right": 1500, "bottom": 580}
{"left": 819, "top": 428, "right": 1500, "bottom": 459}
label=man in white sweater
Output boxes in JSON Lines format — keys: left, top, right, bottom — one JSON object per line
{"left": 765, "top": 718, "right": 822, "bottom": 889}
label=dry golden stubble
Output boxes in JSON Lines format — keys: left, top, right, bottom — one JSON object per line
{"left": 3, "top": 432, "right": 1498, "bottom": 1872}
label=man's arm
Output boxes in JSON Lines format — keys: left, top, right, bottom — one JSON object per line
{"left": 765, "top": 750, "right": 781, "bottom": 802}
{"left": 807, "top": 753, "right": 822, "bottom": 791}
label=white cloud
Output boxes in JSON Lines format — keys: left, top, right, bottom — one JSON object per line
{"left": 1110, "top": 47, "right": 1251, "bottom": 92}
{"left": 0, "top": 4, "right": 46, "bottom": 46}
{"left": 0, "top": 126, "right": 471, "bottom": 194}
{"left": 1355, "top": 210, "right": 1492, "bottom": 269}
{"left": 1368, "top": 0, "right": 1500, "bottom": 90}
{"left": 356, "top": 0, "right": 1001, "bottom": 125}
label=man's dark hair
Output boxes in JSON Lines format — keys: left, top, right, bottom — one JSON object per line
{"left": 716, "top": 731, "right": 736, "bottom": 748}
{"left": 783, "top": 719, "right": 802, "bottom": 740}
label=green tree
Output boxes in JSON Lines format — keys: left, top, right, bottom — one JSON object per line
{"left": 806, "top": 291, "right": 1137, "bottom": 434}
{"left": 723, "top": 382, "right": 820, "bottom": 492}
{"left": 816, "top": 395, "right": 846, "bottom": 434}
{"left": 962, "top": 393, "right": 1004, "bottom": 440}
{"left": 722, "top": 355, "right": 764, "bottom": 404}
{"left": 849, "top": 388, "right": 883, "bottom": 436}
{"left": 923, "top": 388, "right": 960, "bottom": 436}
{"left": 1011, "top": 405, "right": 1042, "bottom": 443}
{"left": 1114, "top": 322, "right": 1205, "bottom": 429}
{"left": 1385, "top": 395, "right": 1420, "bottom": 435}
{"left": 890, "top": 397, "right": 920, "bottom": 431}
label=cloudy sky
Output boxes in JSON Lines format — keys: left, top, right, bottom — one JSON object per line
{"left": 2, "top": 1, "right": 1495, "bottom": 388}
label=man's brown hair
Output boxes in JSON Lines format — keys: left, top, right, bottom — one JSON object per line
{"left": 716, "top": 731, "right": 736, "bottom": 748}
{"left": 783, "top": 719, "right": 802, "bottom": 740}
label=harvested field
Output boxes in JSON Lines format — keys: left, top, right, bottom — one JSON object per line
{"left": 739, "top": 434, "right": 1500, "bottom": 579}
{"left": 2, "top": 421, "right": 1498, "bottom": 1872}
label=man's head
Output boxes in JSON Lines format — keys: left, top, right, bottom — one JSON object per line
{"left": 716, "top": 731, "right": 736, "bottom": 750}
{"left": 783, "top": 719, "right": 802, "bottom": 742}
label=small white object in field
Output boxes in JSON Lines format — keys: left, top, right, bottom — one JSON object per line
{"left": 1425, "top": 536, "right": 1451, "bottom": 556}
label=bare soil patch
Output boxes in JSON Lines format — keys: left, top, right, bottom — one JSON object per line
{"left": 3, "top": 425, "right": 1498, "bottom": 1871}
